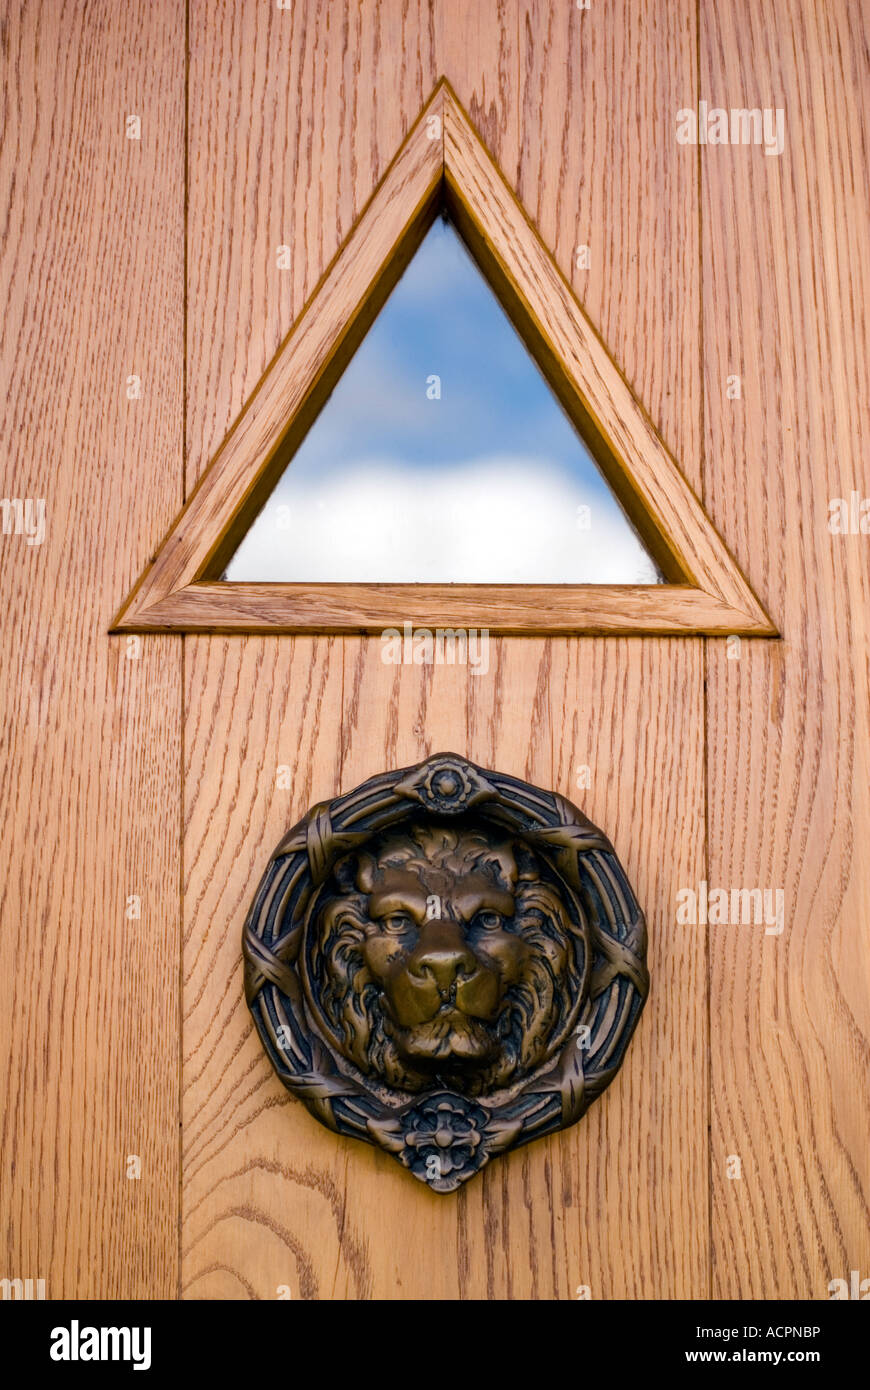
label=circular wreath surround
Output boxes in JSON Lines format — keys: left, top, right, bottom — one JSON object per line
{"left": 243, "top": 753, "right": 649, "bottom": 1193}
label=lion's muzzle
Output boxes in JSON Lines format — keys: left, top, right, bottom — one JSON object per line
{"left": 371, "top": 917, "right": 512, "bottom": 1065}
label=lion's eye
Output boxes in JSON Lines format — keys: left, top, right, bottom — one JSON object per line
{"left": 380, "top": 912, "right": 414, "bottom": 935}
{"left": 474, "top": 910, "right": 504, "bottom": 932}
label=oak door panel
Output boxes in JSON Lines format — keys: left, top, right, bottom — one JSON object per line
{"left": 180, "top": 0, "right": 709, "bottom": 1299}
{"left": 702, "top": 0, "right": 870, "bottom": 1297}
{"left": 518, "top": 0, "right": 709, "bottom": 1297}
{"left": 182, "top": 0, "right": 440, "bottom": 1300}
{"left": 0, "top": 0, "right": 184, "bottom": 1298}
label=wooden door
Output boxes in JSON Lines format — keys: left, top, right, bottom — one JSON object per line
{"left": 2, "top": 0, "right": 868, "bottom": 1302}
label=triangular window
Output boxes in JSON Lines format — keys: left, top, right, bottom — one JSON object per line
{"left": 114, "top": 80, "right": 774, "bottom": 635}
{"left": 222, "top": 217, "right": 662, "bottom": 585}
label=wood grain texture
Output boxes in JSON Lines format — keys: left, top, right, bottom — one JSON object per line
{"left": 116, "top": 55, "right": 772, "bottom": 637}
{"left": 517, "top": 0, "right": 710, "bottom": 1299}
{"left": 519, "top": 0, "right": 704, "bottom": 493}
{"left": 701, "top": 0, "right": 870, "bottom": 1297}
{"left": 548, "top": 641, "right": 708, "bottom": 1298}
{"left": 180, "top": 0, "right": 442, "bottom": 1300}
{"left": 185, "top": 0, "right": 439, "bottom": 490}
{"left": 182, "top": 635, "right": 355, "bottom": 1299}
{"left": 118, "top": 580, "right": 775, "bottom": 636}
{"left": 5, "top": 0, "right": 860, "bottom": 1303}
{"left": 116, "top": 81, "right": 443, "bottom": 623}
{"left": 179, "top": 0, "right": 716, "bottom": 1300}
{"left": 0, "top": 0, "right": 183, "bottom": 1297}
{"left": 444, "top": 83, "right": 769, "bottom": 626}
{"left": 178, "top": 0, "right": 719, "bottom": 1300}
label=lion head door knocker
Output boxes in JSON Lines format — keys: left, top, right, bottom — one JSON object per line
{"left": 243, "top": 754, "right": 649, "bottom": 1192}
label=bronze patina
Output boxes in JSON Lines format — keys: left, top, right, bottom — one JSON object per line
{"left": 243, "top": 753, "right": 649, "bottom": 1191}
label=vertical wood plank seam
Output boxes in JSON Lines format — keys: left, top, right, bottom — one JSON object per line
{"left": 179, "top": 0, "right": 191, "bottom": 1303}
{"left": 178, "top": 634, "right": 186, "bottom": 1301}
{"left": 511, "top": 0, "right": 516, "bottom": 216}
{"left": 696, "top": 0, "right": 714, "bottom": 1304}
{"left": 184, "top": 0, "right": 190, "bottom": 508}
{"left": 695, "top": 0, "right": 705, "bottom": 515}
{"left": 703, "top": 643, "right": 712, "bottom": 1302}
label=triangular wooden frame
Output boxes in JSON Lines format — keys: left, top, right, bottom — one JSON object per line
{"left": 113, "top": 80, "right": 775, "bottom": 636}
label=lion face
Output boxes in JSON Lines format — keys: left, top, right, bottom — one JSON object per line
{"left": 302, "top": 819, "right": 588, "bottom": 1095}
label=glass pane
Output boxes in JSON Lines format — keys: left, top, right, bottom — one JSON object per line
{"left": 222, "top": 217, "right": 663, "bottom": 584}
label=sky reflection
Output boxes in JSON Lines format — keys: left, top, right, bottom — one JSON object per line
{"left": 224, "top": 218, "right": 662, "bottom": 584}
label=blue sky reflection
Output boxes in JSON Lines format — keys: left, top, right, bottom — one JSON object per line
{"left": 224, "top": 218, "right": 662, "bottom": 584}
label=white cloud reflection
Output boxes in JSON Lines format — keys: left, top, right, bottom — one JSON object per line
{"left": 230, "top": 454, "right": 660, "bottom": 583}
{"left": 224, "top": 220, "right": 662, "bottom": 585}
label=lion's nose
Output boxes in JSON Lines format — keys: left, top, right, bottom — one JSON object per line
{"left": 409, "top": 923, "right": 476, "bottom": 992}
{"left": 415, "top": 949, "right": 473, "bottom": 991}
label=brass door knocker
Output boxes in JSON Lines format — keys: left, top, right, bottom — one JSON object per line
{"left": 243, "top": 753, "right": 649, "bottom": 1191}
